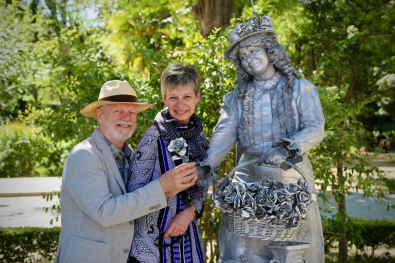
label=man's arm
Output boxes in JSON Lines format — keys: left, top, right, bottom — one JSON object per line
{"left": 64, "top": 146, "right": 197, "bottom": 227}
{"left": 63, "top": 146, "right": 168, "bottom": 228}
{"left": 126, "top": 127, "right": 197, "bottom": 197}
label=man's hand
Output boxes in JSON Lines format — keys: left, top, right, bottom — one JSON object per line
{"left": 163, "top": 206, "right": 195, "bottom": 239}
{"left": 158, "top": 162, "right": 197, "bottom": 197}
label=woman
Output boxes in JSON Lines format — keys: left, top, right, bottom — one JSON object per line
{"left": 126, "top": 64, "right": 208, "bottom": 263}
{"left": 201, "top": 15, "right": 325, "bottom": 262}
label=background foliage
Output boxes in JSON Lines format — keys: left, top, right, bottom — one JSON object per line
{"left": 0, "top": 122, "right": 69, "bottom": 177}
{"left": 0, "top": 226, "right": 60, "bottom": 263}
{"left": 324, "top": 218, "right": 395, "bottom": 261}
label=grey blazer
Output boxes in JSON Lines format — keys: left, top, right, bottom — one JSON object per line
{"left": 55, "top": 129, "right": 167, "bottom": 263}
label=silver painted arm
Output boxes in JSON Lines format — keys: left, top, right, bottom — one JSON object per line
{"left": 276, "top": 78, "right": 325, "bottom": 154}
{"left": 206, "top": 91, "right": 240, "bottom": 169}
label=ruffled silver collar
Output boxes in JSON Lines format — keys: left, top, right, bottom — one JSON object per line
{"left": 253, "top": 71, "right": 281, "bottom": 91}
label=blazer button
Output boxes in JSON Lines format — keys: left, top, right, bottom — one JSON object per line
{"left": 124, "top": 248, "right": 129, "bottom": 253}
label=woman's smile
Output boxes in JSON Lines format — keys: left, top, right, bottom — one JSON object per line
{"left": 162, "top": 84, "right": 200, "bottom": 125}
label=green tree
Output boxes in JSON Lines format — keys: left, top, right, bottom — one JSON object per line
{"left": 0, "top": 122, "right": 69, "bottom": 177}
{"left": 3, "top": 0, "right": 395, "bottom": 261}
{"left": 292, "top": 1, "right": 395, "bottom": 262}
{"left": 0, "top": 1, "right": 58, "bottom": 117}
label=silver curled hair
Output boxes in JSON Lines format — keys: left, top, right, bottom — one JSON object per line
{"left": 161, "top": 64, "right": 201, "bottom": 96}
{"left": 229, "top": 36, "right": 301, "bottom": 137}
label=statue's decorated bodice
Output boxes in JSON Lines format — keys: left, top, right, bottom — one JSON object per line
{"left": 206, "top": 74, "right": 325, "bottom": 170}
{"left": 249, "top": 85, "right": 274, "bottom": 150}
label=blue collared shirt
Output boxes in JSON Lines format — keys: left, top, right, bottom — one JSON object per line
{"left": 98, "top": 130, "right": 133, "bottom": 186}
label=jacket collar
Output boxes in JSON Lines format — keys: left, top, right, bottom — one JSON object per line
{"left": 90, "top": 129, "right": 127, "bottom": 193}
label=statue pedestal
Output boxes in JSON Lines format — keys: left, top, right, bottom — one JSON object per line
{"left": 265, "top": 242, "right": 310, "bottom": 263}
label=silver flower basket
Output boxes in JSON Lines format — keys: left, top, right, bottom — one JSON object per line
{"left": 212, "top": 160, "right": 315, "bottom": 241}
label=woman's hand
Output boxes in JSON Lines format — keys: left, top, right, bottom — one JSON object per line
{"left": 163, "top": 206, "right": 196, "bottom": 239}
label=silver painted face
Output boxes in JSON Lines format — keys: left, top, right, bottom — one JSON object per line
{"left": 238, "top": 46, "right": 275, "bottom": 81}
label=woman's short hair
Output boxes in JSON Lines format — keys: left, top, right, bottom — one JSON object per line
{"left": 161, "top": 64, "right": 201, "bottom": 95}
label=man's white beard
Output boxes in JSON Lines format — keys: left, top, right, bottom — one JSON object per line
{"left": 102, "top": 121, "right": 136, "bottom": 142}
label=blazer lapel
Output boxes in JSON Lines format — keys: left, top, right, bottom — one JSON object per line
{"left": 91, "top": 129, "right": 127, "bottom": 194}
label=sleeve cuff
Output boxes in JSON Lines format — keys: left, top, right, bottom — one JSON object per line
{"left": 152, "top": 179, "right": 168, "bottom": 208}
{"left": 273, "top": 137, "right": 301, "bottom": 152}
{"left": 202, "top": 158, "right": 219, "bottom": 171}
{"left": 273, "top": 138, "right": 304, "bottom": 168}
{"left": 195, "top": 159, "right": 218, "bottom": 188}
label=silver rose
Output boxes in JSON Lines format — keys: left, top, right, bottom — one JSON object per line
{"left": 275, "top": 202, "right": 294, "bottom": 221}
{"left": 264, "top": 189, "right": 278, "bottom": 206}
{"left": 259, "top": 179, "right": 273, "bottom": 189}
{"left": 273, "top": 181, "right": 288, "bottom": 189}
{"left": 219, "top": 202, "right": 233, "bottom": 213}
{"left": 224, "top": 194, "right": 235, "bottom": 204}
{"left": 296, "top": 191, "right": 311, "bottom": 204}
{"left": 297, "top": 179, "right": 312, "bottom": 192}
{"left": 255, "top": 193, "right": 267, "bottom": 207}
{"left": 288, "top": 182, "right": 303, "bottom": 193}
{"left": 246, "top": 182, "right": 260, "bottom": 192}
{"left": 222, "top": 184, "right": 235, "bottom": 196}
{"left": 255, "top": 206, "right": 267, "bottom": 220}
{"left": 212, "top": 190, "right": 223, "bottom": 202}
{"left": 242, "top": 193, "right": 256, "bottom": 210}
{"left": 168, "top": 137, "right": 189, "bottom": 162}
{"left": 277, "top": 188, "right": 293, "bottom": 203}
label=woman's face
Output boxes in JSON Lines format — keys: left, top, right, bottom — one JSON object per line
{"left": 162, "top": 84, "right": 200, "bottom": 125}
{"left": 238, "top": 46, "right": 276, "bottom": 81}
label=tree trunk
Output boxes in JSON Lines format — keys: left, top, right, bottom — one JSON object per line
{"left": 192, "top": 0, "right": 234, "bottom": 39}
{"left": 45, "top": 0, "right": 61, "bottom": 36}
{"left": 337, "top": 163, "right": 348, "bottom": 263}
{"left": 311, "top": 48, "right": 316, "bottom": 71}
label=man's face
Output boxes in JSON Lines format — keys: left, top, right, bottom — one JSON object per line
{"left": 238, "top": 46, "right": 275, "bottom": 80}
{"left": 96, "top": 103, "right": 138, "bottom": 146}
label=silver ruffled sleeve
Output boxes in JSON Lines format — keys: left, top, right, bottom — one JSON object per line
{"left": 275, "top": 78, "right": 325, "bottom": 154}
{"left": 206, "top": 91, "right": 240, "bottom": 169}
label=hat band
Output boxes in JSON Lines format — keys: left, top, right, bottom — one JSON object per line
{"left": 99, "top": 94, "right": 138, "bottom": 103}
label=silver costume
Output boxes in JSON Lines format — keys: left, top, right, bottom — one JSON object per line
{"left": 204, "top": 14, "right": 326, "bottom": 263}
{"left": 206, "top": 74, "right": 325, "bottom": 262}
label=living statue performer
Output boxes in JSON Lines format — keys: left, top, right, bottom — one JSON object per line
{"left": 198, "top": 14, "right": 325, "bottom": 263}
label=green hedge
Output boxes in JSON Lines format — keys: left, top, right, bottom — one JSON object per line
{"left": 323, "top": 218, "right": 395, "bottom": 258}
{"left": 0, "top": 227, "right": 61, "bottom": 263}
{"left": 1, "top": 219, "right": 394, "bottom": 262}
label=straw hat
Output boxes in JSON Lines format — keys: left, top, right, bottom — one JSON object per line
{"left": 223, "top": 15, "right": 277, "bottom": 61}
{"left": 81, "top": 80, "right": 154, "bottom": 118}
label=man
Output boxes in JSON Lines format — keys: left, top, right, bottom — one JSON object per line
{"left": 55, "top": 80, "right": 197, "bottom": 263}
